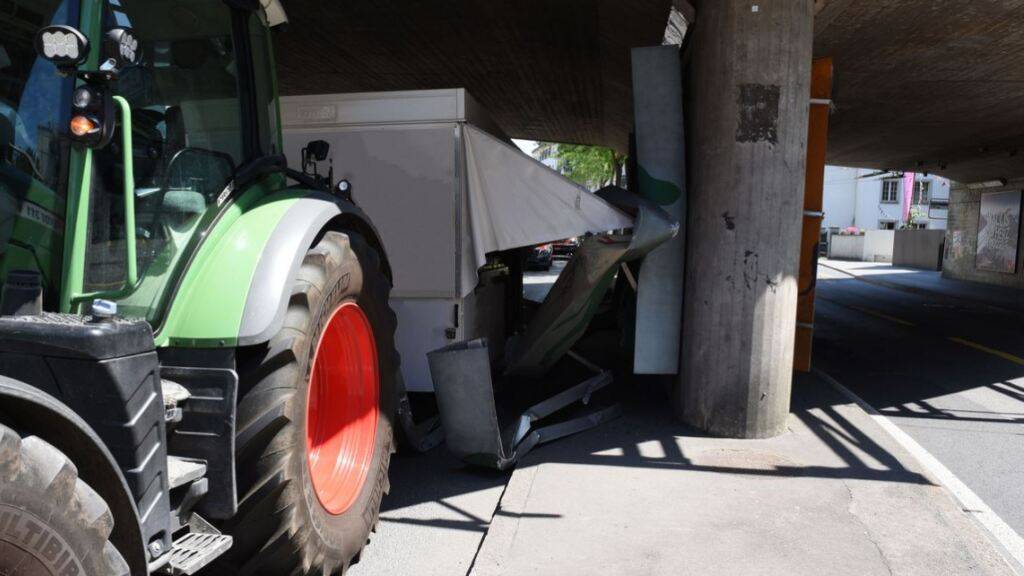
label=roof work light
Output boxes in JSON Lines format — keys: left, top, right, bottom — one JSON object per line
{"left": 34, "top": 25, "right": 90, "bottom": 75}
{"left": 35, "top": 25, "right": 119, "bottom": 149}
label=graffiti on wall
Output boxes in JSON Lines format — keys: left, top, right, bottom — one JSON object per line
{"left": 948, "top": 230, "right": 965, "bottom": 260}
{"left": 976, "top": 190, "right": 1022, "bottom": 274}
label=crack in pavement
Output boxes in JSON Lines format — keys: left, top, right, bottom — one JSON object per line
{"left": 842, "top": 479, "right": 895, "bottom": 576}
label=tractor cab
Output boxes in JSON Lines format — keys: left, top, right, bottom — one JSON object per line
{"left": 0, "top": 2, "right": 406, "bottom": 575}
{"left": 0, "top": 0, "right": 283, "bottom": 328}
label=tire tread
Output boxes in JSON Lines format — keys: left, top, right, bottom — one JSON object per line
{"left": 221, "top": 230, "right": 398, "bottom": 576}
{"left": 0, "top": 423, "right": 128, "bottom": 576}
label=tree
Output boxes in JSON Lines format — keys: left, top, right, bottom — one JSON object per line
{"left": 905, "top": 206, "right": 929, "bottom": 228}
{"left": 533, "top": 142, "right": 625, "bottom": 190}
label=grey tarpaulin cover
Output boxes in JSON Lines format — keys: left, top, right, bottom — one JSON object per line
{"left": 504, "top": 191, "right": 679, "bottom": 376}
{"left": 462, "top": 125, "right": 634, "bottom": 296}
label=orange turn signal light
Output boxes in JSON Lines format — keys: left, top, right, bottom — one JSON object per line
{"left": 70, "top": 115, "right": 98, "bottom": 137}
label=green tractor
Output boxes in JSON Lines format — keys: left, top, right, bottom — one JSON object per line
{"left": 0, "top": 1, "right": 400, "bottom": 574}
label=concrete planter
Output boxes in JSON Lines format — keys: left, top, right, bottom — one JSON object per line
{"left": 828, "top": 234, "right": 865, "bottom": 260}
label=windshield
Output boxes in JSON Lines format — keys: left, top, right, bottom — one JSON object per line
{"left": 83, "top": 0, "right": 248, "bottom": 323}
{"left": 0, "top": 0, "right": 77, "bottom": 304}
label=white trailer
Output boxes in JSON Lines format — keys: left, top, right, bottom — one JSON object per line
{"left": 281, "top": 89, "right": 632, "bottom": 392}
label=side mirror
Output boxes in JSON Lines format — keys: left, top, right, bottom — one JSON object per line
{"left": 303, "top": 140, "right": 330, "bottom": 164}
{"left": 302, "top": 140, "right": 333, "bottom": 189}
{"left": 34, "top": 25, "right": 90, "bottom": 75}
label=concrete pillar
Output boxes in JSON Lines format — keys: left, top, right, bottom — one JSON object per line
{"left": 676, "top": 0, "right": 814, "bottom": 438}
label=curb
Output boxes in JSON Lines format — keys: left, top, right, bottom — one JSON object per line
{"left": 468, "top": 461, "right": 541, "bottom": 576}
{"left": 815, "top": 368, "right": 1024, "bottom": 575}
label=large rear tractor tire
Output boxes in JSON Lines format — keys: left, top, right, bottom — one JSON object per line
{"left": 219, "top": 231, "right": 398, "bottom": 575}
{"left": 0, "top": 422, "right": 129, "bottom": 576}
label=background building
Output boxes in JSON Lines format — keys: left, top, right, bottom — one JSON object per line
{"left": 822, "top": 166, "right": 951, "bottom": 232}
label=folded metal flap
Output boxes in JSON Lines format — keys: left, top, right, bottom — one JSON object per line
{"left": 427, "top": 338, "right": 508, "bottom": 461}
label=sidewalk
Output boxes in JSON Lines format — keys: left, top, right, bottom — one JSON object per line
{"left": 820, "top": 258, "right": 1024, "bottom": 314}
{"left": 468, "top": 373, "right": 1018, "bottom": 576}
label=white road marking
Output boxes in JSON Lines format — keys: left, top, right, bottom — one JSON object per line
{"left": 815, "top": 368, "right": 1024, "bottom": 572}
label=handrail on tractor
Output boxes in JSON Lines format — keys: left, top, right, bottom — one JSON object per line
{"left": 70, "top": 95, "right": 138, "bottom": 307}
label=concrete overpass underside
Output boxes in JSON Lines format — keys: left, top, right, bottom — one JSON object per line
{"left": 275, "top": 0, "right": 672, "bottom": 153}
{"left": 815, "top": 0, "right": 1024, "bottom": 184}
{"left": 276, "top": 0, "right": 1024, "bottom": 184}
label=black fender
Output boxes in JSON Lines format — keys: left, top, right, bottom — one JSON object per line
{"left": 0, "top": 376, "right": 147, "bottom": 575}
{"left": 237, "top": 190, "right": 392, "bottom": 346}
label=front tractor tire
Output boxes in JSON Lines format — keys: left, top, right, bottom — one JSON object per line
{"left": 0, "top": 423, "right": 129, "bottom": 576}
{"left": 220, "top": 231, "right": 398, "bottom": 575}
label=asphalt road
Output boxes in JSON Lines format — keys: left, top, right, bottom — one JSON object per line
{"left": 523, "top": 258, "right": 567, "bottom": 302}
{"left": 813, "top": 265, "right": 1024, "bottom": 540}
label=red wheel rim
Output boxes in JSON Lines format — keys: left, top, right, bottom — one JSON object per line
{"left": 306, "top": 302, "right": 379, "bottom": 515}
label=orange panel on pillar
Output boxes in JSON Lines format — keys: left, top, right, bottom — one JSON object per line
{"left": 794, "top": 57, "right": 834, "bottom": 373}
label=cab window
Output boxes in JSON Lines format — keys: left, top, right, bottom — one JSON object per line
{"left": 84, "top": 0, "right": 244, "bottom": 323}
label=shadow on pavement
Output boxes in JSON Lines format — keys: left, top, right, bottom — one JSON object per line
{"left": 508, "top": 374, "right": 931, "bottom": 485}
{"left": 815, "top": 274, "right": 1024, "bottom": 426}
{"left": 382, "top": 371, "right": 930, "bottom": 530}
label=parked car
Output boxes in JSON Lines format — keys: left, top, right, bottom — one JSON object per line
{"left": 527, "top": 243, "right": 554, "bottom": 270}
{"left": 552, "top": 237, "right": 579, "bottom": 258}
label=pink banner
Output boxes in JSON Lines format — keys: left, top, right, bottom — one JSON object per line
{"left": 901, "top": 172, "right": 915, "bottom": 224}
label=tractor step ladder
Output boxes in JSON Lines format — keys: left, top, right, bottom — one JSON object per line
{"left": 164, "top": 532, "right": 233, "bottom": 575}
{"left": 167, "top": 456, "right": 206, "bottom": 490}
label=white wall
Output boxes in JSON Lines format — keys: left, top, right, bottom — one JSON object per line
{"left": 863, "top": 230, "right": 894, "bottom": 262}
{"left": 822, "top": 166, "right": 858, "bottom": 229}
